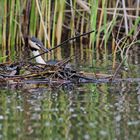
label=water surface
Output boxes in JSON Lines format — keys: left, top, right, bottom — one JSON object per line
{"left": 0, "top": 45, "right": 140, "bottom": 140}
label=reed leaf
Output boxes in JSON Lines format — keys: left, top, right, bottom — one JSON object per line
{"left": 51, "top": 0, "right": 58, "bottom": 59}
{"left": 30, "top": 0, "right": 37, "bottom": 36}
{"left": 90, "top": 0, "right": 98, "bottom": 48}
{"left": 56, "top": 0, "right": 66, "bottom": 59}
{"left": 56, "top": 0, "right": 65, "bottom": 45}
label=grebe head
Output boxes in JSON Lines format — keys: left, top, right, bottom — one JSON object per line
{"left": 29, "top": 36, "right": 48, "bottom": 52}
{"left": 28, "top": 37, "right": 48, "bottom": 64}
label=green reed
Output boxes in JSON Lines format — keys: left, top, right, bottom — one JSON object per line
{"left": 51, "top": 0, "right": 57, "bottom": 59}
{"left": 0, "top": 0, "right": 139, "bottom": 63}
{"left": 30, "top": 0, "right": 37, "bottom": 36}
{"left": 90, "top": 0, "right": 98, "bottom": 48}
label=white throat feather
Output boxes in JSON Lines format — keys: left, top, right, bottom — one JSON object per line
{"left": 32, "top": 50, "right": 46, "bottom": 64}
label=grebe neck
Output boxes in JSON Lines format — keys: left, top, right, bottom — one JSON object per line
{"left": 32, "top": 50, "right": 46, "bottom": 64}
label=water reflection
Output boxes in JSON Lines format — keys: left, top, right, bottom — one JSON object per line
{"left": 0, "top": 82, "right": 140, "bottom": 140}
{"left": 0, "top": 44, "right": 140, "bottom": 139}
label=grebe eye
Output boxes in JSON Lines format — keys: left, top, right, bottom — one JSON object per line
{"left": 36, "top": 43, "right": 41, "bottom": 48}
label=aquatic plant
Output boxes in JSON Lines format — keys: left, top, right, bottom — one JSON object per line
{"left": 0, "top": 0, "right": 139, "bottom": 63}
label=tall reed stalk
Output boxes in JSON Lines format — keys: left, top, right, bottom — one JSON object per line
{"left": 90, "top": 0, "right": 98, "bottom": 48}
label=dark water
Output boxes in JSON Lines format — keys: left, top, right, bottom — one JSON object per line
{"left": 0, "top": 45, "right": 140, "bottom": 140}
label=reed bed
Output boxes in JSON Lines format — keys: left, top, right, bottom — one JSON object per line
{"left": 0, "top": 0, "right": 139, "bottom": 65}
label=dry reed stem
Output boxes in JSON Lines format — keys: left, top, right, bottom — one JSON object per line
{"left": 122, "top": 0, "right": 129, "bottom": 34}
{"left": 99, "top": 0, "right": 119, "bottom": 48}
{"left": 96, "top": 3, "right": 104, "bottom": 49}
{"left": 36, "top": 0, "right": 51, "bottom": 48}
{"left": 76, "top": 0, "right": 90, "bottom": 14}
{"left": 98, "top": 8, "right": 139, "bottom": 19}
{"left": 70, "top": 0, "right": 75, "bottom": 36}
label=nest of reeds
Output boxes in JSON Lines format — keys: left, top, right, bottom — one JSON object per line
{"left": 0, "top": 58, "right": 98, "bottom": 87}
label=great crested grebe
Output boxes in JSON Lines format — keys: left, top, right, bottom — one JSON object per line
{"left": 28, "top": 37, "right": 49, "bottom": 64}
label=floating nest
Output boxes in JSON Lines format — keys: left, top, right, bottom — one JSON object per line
{"left": 0, "top": 59, "right": 99, "bottom": 87}
{"left": 1, "top": 60, "right": 139, "bottom": 88}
